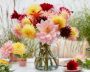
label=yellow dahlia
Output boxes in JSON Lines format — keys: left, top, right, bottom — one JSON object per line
{"left": 0, "top": 59, "right": 9, "bottom": 65}
{"left": 12, "top": 42, "right": 26, "bottom": 56}
{"left": 26, "top": 4, "right": 42, "bottom": 15}
{"left": 70, "top": 27, "right": 79, "bottom": 38}
{"left": 22, "top": 24, "right": 36, "bottom": 39}
{"left": 52, "top": 15, "right": 66, "bottom": 30}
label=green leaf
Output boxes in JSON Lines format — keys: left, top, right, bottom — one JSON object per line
{"left": 14, "top": 54, "right": 21, "bottom": 58}
{"left": 86, "top": 59, "right": 90, "bottom": 65}
{"left": 77, "top": 59, "right": 83, "bottom": 66}
{"left": 23, "top": 54, "right": 28, "bottom": 58}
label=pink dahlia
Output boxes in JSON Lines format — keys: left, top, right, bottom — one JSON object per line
{"left": 0, "top": 41, "right": 13, "bottom": 58}
{"left": 36, "top": 20, "right": 60, "bottom": 44}
{"left": 13, "top": 24, "right": 22, "bottom": 38}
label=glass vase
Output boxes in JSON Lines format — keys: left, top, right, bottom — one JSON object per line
{"left": 34, "top": 43, "right": 58, "bottom": 71}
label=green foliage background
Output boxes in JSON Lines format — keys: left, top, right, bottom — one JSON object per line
{"left": 69, "top": 9, "right": 90, "bottom": 46}
{"left": 0, "top": 63, "right": 13, "bottom": 72}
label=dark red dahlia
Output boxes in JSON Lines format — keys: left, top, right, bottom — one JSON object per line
{"left": 40, "top": 3, "right": 53, "bottom": 11}
{"left": 60, "top": 26, "right": 71, "bottom": 38}
{"left": 11, "top": 10, "right": 26, "bottom": 21}
{"left": 36, "top": 16, "right": 47, "bottom": 23}
{"left": 60, "top": 7, "right": 71, "bottom": 16}
{"left": 11, "top": 10, "right": 20, "bottom": 19}
{"left": 67, "top": 60, "right": 78, "bottom": 70}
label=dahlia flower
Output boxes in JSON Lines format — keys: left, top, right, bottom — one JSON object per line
{"left": 60, "top": 7, "right": 71, "bottom": 16}
{"left": 13, "top": 24, "right": 22, "bottom": 38}
{"left": 26, "top": 4, "right": 42, "bottom": 15}
{"left": 52, "top": 15, "right": 66, "bottom": 30}
{"left": 60, "top": 7, "right": 71, "bottom": 23}
{"left": 11, "top": 10, "right": 26, "bottom": 20}
{"left": 60, "top": 26, "right": 71, "bottom": 38}
{"left": 67, "top": 60, "right": 78, "bottom": 70}
{"left": 40, "top": 3, "right": 53, "bottom": 11}
{"left": 0, "top": 59, "right": 9, "bottom": 65}
{"left": 36, "top": 20, "right": 60, "bottom": 44}
{"left": 12, "top": 42, "right": 26, "bottom": 56}
{"left": 69, "top": 27, "right": 79, "bottom": 41}
{"left": 0, "top": 41, "right": 12, "bottom": 58}
{"left": 22, "top": 24, "right": 36, "bottom": 39}
{"left": 60, "top": 26, "right": 79, "bottom": 40}
{"left": 11, "top": 10, "right": 20, "bottom": 19}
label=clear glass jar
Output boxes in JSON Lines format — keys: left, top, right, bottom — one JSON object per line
{"left": 34, "top": 43, "right": 59, "bottom": 71}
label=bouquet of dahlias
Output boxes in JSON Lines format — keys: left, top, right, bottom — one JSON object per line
{"left": 11, "top": 3, "right": 79, "bottom": 71}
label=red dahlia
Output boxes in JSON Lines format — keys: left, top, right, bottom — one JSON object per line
{"left": 40, "top": 3, "right": 53, "bottom": 11}
{"left": 67, "top": 60, "right": 78, "bottom": 70}
{"left": 11, "top": 10, "right": 26, "bottom": 21}
{"left": 11, "top": 10, "right": 20, "bottom": 19}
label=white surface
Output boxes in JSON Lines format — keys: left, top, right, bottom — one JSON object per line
{"left": 11, "top": 58, "right": 90, "bottom": 72}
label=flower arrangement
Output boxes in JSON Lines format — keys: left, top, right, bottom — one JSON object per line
{"left": 0, "top": 59, "right": 13, "bottom": 72}
{"left": 11, "top": 3, "right": 79, "bottom": 70}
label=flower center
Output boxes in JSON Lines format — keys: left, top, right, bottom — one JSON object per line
{"left": 44, "top": 26, "right": 51, "bottom": 34}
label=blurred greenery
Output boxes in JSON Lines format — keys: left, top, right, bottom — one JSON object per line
{"left": 0, "top": 63, "right": 14, "bottom": 72}
{"left": 69, "top": 9, "right": 90, "bottom": 47}
{"left": 77, "top": 59, "right": 90, "bottom": 69}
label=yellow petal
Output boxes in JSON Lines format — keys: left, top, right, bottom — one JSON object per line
{"left": 52, "top": 15, "right": 66, "bottom": 30}
{"left": 26, "top": 4, "right": 42, "bottom": 15}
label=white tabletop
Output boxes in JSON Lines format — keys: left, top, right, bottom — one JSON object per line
{"left": 11, "top": 58, "right": 90, "bottom": 72}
